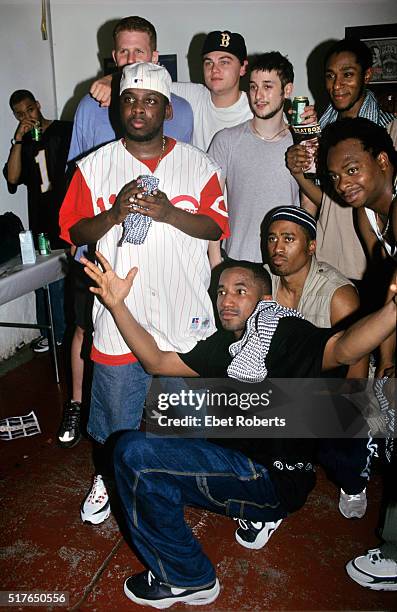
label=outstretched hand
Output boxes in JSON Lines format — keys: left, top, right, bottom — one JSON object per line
{"left": 81, "top": 251, "right": 138, "bottom": 309}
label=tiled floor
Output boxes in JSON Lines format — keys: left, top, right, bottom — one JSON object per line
{"left": 0, "top": 346, "right": 396, "bottom": 611}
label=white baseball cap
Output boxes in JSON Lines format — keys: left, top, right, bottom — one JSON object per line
{"left": 120, "top": 62, "right": 171, "bottom": 101}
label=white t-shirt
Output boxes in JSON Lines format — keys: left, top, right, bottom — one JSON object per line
{"left": 172, "top": 82, "right": 252, "bottom": 151}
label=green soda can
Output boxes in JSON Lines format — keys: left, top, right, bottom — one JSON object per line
{"left": 38, "top": 232, "right": 51, "bottom": 255}
{"left": 31, "top": 122, "right": 42, "bottom": 142}
{"left": 292, "top": 96, "right": 309, "bottom": 125}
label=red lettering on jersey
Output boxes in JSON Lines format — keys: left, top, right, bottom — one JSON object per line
{"left": 109, "top": 194, "right": 116, "bottom": 206}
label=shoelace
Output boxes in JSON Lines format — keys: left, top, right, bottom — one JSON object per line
{"left": 368, "top": 549, "right": 384, "bottom": 564}
{"left": 346, "top": 493, "right": 363, "bottom": 502}
{"left": 88, "top": 476, "right": 105, "bottom": 503}
{"left": 344, "top": 488, "right": 366, "bottom": 502}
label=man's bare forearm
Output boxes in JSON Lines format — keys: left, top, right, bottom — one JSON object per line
{"left": 110, "top": 302, "right": 167, "bottom": 373}
{"left": 6, "top": 144, "right": 23, "bottom": 184}
{"left": 295, "top": 174, "right": 323, "bottom": 207}
{"left": 208, "top": 240, "right": 223, "bottom": 269}
{"left": 167, "top": 209, "right": 222, "bottom": 240}
{"left": 330, "top": 299, "right": 396, "bottom": 367}
{"left": 70, "top": 210, "right": 117, "bottom": 245}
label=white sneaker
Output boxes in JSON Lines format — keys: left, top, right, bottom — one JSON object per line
{"left": 346, "top": 548, "right": 397, "bottom": 591}
{"left": 234, "top": 518, "right": 283, "bottom": 549}
{"left": 31, "top": 336, "right": 49, "bottom": 353}
{"left": 81, "top": 474, "right": 110, "bottom": 524}
{"left": 339, "top": 488, "right": 367, "bottom": 519}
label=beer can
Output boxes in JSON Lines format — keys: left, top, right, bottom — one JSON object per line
{"left": 291, "top": 122, "right": 322, "bottom": 179}
{"left": 292, "top": 97, "right": 309, "bottom": 125}
{"left": 31, "top": 122, "right": 42, "bottom": 142}
{"left": 38, "top": 232, "right": 51, "bottom": 255}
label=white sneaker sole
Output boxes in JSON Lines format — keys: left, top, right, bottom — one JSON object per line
{"left": 123, "top": 578, "right": 220, "bottom": 609}
{"left": 80, "top": 504, "right": 111, "bottom": 525}
{"left": 235, "top": 518, "right": 282, "bottom": 550}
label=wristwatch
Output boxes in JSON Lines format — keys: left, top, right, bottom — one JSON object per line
{"left": 11, "top": 138, "right": 23, "bottom": 145}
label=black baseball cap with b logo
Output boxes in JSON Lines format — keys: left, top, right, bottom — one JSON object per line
{"left": 201, "top": 30, "right": 247, "bottom": 63}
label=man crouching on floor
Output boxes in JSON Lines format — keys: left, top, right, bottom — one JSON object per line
{"left": 82, "top": 251, "right": 396, "bottom": 609}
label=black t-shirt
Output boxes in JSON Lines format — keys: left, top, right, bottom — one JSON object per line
{"left": 179, "top": 317, "right": 337, "bottom": 512}
{"left": 3, "top": 120, "right": 72, "bottom": 248}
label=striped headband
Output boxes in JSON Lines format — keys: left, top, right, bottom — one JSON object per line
{"left": 266, "top": 206, "right": 317, "bottom": 239}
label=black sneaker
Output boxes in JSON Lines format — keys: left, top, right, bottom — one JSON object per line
{"left": 31, "top": 336, "right": 62, "bottom": 353}
{"left": 31, "top": 336, "right": 49, "bottom": 353}
{"left": 124, "top": 570, "right": 220, "bottom": 609}
{"left": 234, "top": 518, "right": 283, "bottom": 550}
{"left": 57, "top": 400, "right": 81, "bottom": 448}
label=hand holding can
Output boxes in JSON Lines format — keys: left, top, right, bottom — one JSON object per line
{"left": 31, "top": 122, "right": 42, "bottom": 142}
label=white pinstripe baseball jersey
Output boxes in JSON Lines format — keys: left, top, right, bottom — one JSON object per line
{"left": 60, "top": 139, "right": 229, "bottom": 364}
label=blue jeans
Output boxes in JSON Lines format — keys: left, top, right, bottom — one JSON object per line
{"left": 114, "top": 431, "right": 286, "bottom": 588}
{"left": 88, "top": 361, "right": 152, "bottom": 444}
{"left": 35, "top": 278, "right": 65, "bottom": 343}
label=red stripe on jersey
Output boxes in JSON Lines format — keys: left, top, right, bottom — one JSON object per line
{"left": 91, "top": 344, "right": 138, "bottom": 365}
{"left": 199, "top": 173, "right": 230, "bottom": 239}
{"left": 59, "top": 168, "right": 94, "bottom": 244}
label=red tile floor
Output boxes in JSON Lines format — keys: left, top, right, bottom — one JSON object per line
{"left": 0, "top": 346, "right": 396, "bottom": 611}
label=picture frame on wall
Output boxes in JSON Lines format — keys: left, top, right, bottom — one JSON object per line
{"left": 345, "top": 24, "right": 397, "bottom": 113}
{"left": 345, "top": 23, "right": 397, "bottom": 84}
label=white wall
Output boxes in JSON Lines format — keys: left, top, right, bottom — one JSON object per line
{"left": 0, "top": 0, "right": 396, "bottom": 357}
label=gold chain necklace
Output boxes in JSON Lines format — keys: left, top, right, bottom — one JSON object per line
{"left": 251, "top": 121, "right": 289, "bottom": 142}
{"left": 123, "top": 136, "right": 166, "bottom": 173}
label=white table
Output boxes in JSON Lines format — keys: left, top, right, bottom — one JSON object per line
{"left": 0, "top": 249, "right": 68, "bottom": 383}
